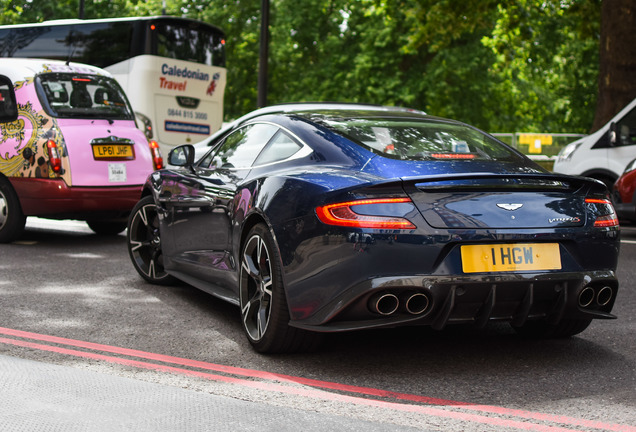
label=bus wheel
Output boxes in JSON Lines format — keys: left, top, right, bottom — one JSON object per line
{"left": 87, "top": 220, "right": 127, "bottom": 235}
{"left": 0, "top": 177, "right": 26, "bottom": 243}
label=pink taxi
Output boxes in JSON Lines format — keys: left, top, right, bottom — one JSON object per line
{"left": 0, "top": 58, "right": 162, "bottom": 242}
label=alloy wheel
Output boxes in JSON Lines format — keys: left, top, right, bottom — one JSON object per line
{"left": 240, "top": 232, "right": 274, "bottom": 342}
{"left": 127, "top": 197, "right": 173, "bottom": 284}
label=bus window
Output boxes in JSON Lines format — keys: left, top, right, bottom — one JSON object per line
{"left": 0, "top": 75, "right": 17, "bottom": 122}
{"left": 152, "top": 21, "right": 225, "bottom": 67}
{"left": 70, "top": 22, "right": 135, "bottom": 68}
{"left": 0, "top": 27, "right": 69, "bottom": 59}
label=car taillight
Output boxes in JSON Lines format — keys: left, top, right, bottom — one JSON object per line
{"left": 149, "top": 140, "right": 163, "bottom": 170}
{"left": 316, "top": 197, "right": 416, "bottom": 229}
{"left": 585, "top": 198, "right": 619, "bottom": 227}
{"left": 46, "top": 140, "right": 62, "bottom": 173}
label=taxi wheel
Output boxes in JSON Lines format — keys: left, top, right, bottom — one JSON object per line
{"left": 239, "top": 223, "right": 322, "bottom": 353}
{"left": 126, "top": 196, "right": 175, "bottom": 285}
{"left": 0, "top": 177, "right": 26, "bottom": 243}
{"left": 512, "top": 318, "right": 592, "bottom": 338}
{"left": 87, "top": 220, "right": 127, "bottom": 235}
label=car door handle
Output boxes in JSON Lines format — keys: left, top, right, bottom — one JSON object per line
{"left": 176, "top": 196, "right": 214, "bottom": 207}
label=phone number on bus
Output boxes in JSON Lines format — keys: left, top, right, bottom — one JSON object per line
{"left": 167, "top": 108, "right": 208, "bottom": 120}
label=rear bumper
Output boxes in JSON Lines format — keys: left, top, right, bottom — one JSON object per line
{"left": 290, "top": 271, "right": 619, "bottom": 332}
{"left": 9, "top": 177, "right": 142, "bottom": 218}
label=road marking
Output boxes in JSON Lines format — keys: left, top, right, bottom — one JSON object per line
{"left": 0, "top": 326, "right": 633, "bottom": 432}
{"left": 621, "top": 239, "right": 636, "bottom": 244}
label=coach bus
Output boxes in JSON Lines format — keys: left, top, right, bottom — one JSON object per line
{"left": 0, "top": 16, "right": 227, "bottom": 152}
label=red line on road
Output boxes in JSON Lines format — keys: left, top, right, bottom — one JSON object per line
{"left": 0, "top": 336, "right": 585, "bottom": 432}
{"left": 0, "top": 327, "right": 634, "bottom": 432}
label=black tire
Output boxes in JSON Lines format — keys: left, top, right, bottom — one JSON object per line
{"left": 0, "top": 177, "right": 26, "bottom": 243}
{"left": 512, "top": 318, "right": 592, "bottom": 338}
{"left": 239, "top": 223, "right": 321, "bottom": 353}
{"left": 126, "top": 196, "right": 176, "bottom": 285}
{"left": 87, "top": 220, "right": 127, "bottom": 235}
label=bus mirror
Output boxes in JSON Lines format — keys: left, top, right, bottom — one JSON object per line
{"left": 168, "top": 145, "right": 195, "bottom": 167}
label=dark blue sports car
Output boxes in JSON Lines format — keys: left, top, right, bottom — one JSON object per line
{"left": 126, "top": 103, "right": 620, "bottom": 353}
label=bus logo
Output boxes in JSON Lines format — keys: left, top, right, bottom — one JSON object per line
{"left": 207, "top": 73, "right": 221, "bottom": 96}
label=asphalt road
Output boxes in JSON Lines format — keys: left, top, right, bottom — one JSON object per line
{"left": 0, "top": 217, "right": 634, "bottom": 431}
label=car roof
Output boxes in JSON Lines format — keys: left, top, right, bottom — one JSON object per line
{"left": 192, "top": 103, "right": 428, "bottom": 150}
{"left": 234, "top": 102, "right": 426, "bottom": 123}
{"left": 0, "top": 58, "right": 110, "bottom": 81}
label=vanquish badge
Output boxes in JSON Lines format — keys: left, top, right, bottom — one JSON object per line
{"left": 496, "top": 203, "right": 523, "bottom": 211}
{"left": 549, "top": 217, "right": 581, "bottom": 224}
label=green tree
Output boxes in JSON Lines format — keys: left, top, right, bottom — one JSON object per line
{"left": 261, "top": 0, "right": 601, "bottom": 133}
{"left": 0, "top": 0, "right": 614, "bottom": 134}
{"left": 191, "top": 0, "right": 262, "bottom": 119}
{"left": 481, "top": 0, "right": 600, "bottom": 132}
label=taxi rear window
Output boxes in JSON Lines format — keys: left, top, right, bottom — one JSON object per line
{"left": 36, "top": 73, "right": 134, "bottom": 120}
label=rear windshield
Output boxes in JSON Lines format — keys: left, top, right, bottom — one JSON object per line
{"left": 35, "top": 73, "right": 134, "bottom": 120}
{"left": 315, "top": 116, "right": 524, "bottom": 162}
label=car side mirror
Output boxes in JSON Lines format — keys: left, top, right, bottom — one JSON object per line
{"left": 168, "top": 144, "right": 195, "bottom": 167}
{"left": 609, "top": 122, "right": 617, "bottom": 146}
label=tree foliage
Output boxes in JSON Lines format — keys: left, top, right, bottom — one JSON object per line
{"left": 0, "top": 0, "right": 615, "bottom": 134}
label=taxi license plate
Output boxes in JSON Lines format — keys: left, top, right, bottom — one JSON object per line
{"left": 461, "top": 243, "right": 561, "bottom": 273}
{"left": 92, "top": 144, "right": 134, "bottom": 160}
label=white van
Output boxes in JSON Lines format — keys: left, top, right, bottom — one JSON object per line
{"left": 553, "top": 97, "right": 636, "bottom": 189}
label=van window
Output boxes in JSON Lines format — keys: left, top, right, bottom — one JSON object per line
{"left": 35, "top": 73, "right": 134, "bottom": 120}
{"left": 616, "top": 107, "right": 636, "bottom": 147}
{"left": 0, "top": 75, "right": 17, "bottom": 122}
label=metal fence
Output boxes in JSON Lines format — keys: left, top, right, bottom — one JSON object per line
{"left": 491, "top": 132, "right": 587, "bottom": 171}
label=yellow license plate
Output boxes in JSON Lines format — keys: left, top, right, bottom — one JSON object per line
{"left": 461, "top": 243, "right": 561, "bottom": 273}
{"left": 92, "top": 144, "right": 134, "bottom": 160}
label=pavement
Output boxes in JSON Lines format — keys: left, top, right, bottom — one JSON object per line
{"left": 0, "top": 354, "right": 422, "bottom": 431}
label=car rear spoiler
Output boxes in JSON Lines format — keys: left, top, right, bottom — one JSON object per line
{"left": 400, "top": 172, "right": 608, "bottom": 194}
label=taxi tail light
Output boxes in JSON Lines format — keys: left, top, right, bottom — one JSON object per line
{"left": 585, "top": 198, "right": 619, "bottom": 227}
{"left": 149, "top": 140, "right": 164, "bottom": 170}
{"left": 46, "top": 140, "right": 62, "bottom": 173}
{"left": 315, "top": 198, "right": 416, "bottom": 229}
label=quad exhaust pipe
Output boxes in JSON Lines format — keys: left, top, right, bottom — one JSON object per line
{"left": 596, "top": 286, "right": 613, "bottom": 306}
{"left": 369, "top": 284, "right": 614, "bottom": 318}
{"left": 368, "top": 291, "right": 431, "bottom": 316}
{"left": 402, "top": 292, "right": 430, "bottom": 315}
{"left": 368, "top": 293, "right": 399, "bottom": 316}
{"left": 578, "top": 285, "right": 614, "bottom": 308}
{"left": 578, "top": 286, "right": 595, "bottom": 307}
